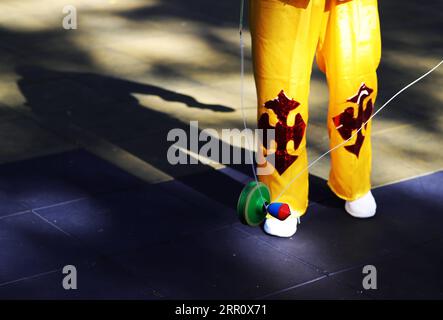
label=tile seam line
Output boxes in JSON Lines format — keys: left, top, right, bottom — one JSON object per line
{"left": 1, "top": 182, "right": 149, "bottom": 218}
{"left": 28, "top": 181, "right": 150, "bottom": 212}
{"left": 0, "top": 210, "right": 32, "bottom": 221}
{"left": 31, "top": 209, "right": 73, "bottom": 238}
{"left": 255, "top": 275, "right": 328, "bottom": 300}
{"left": 0, "top": 268, "right": 61, "bottom": 288}
{"left": 325, "top": 243, "right": 421, "bottom": 279}
{"left": 372, "top": 168, "right": 442, "bottom": 189}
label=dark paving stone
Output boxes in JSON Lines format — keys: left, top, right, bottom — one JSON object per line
{"left": 178, "top": 168, "right": 245, "bottom": 209}
{"left": 0, "top": 259, "right": 160, "bottom": 300}
{"left": 0, "top": 212, "right": 91, "bottom": 284}
{"left": 35, "top": 184, "right": 237, "bottom": 256}
{"left": 372, "top": 171, "right": 443, "bottom": 245}
{"left": 0, "top": 104, "right": 21, "bottom": 124}
{"left": 158, "top": 179, "right": 236, "bottom": 220}
{"left": 264, "top": 276, "right": 370, "bottom": 300}
{"left": 0, "top": 192, "right": 28, "bottom": 218}
{"left": 0, "top": 149, "right": 144, "bottom": 209}
{"left": 234, "top": 202, "right": 412, "bottom": 274}
{"left": 235, "top": 171, "right": 443, "bottom": 274}
{"left": 110, "top": 227, "right": 322, "bottom": 299}
{"left": 1, "top": 149, "right": 441, "bottom": 299}
{"left": 332, "top": 238, "right": 443, "bottom": 299}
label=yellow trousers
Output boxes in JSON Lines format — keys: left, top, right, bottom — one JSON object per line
{"left": 250, "top": 0, "right": 381, "bottom": 215}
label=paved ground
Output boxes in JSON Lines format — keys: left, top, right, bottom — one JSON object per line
{"left": 0, "top": 150, "right": 442, "bottom": 299}
{"left": 0, "top": 0, "right": 442, "bottom": 299}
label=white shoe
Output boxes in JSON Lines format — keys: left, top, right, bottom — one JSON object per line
{"left": 264, "top": 214, "right": 299, "bottom": 238}
{"left": 345, "top": 191, "right": 377, "bottom": 218}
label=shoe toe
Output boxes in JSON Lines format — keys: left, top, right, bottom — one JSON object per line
{"left": 345, "top": 191, "right": 377, "bottom": 218}
{"left": 264, "top": 217, "right": 298, "bottom": 237}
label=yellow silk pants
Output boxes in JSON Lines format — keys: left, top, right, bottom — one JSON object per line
{"left": 250, "top": 0, "right": 381, "bottom": 215}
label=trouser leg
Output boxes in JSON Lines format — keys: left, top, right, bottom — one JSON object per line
{"left": 317, "top": 0, "right": 381, "bottom": 200}
{"left": 250, "top": 0, "right": 326, "bottom": 214}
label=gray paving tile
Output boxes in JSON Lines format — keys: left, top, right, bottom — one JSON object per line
{"left": 234, "top": 201, "right": 412, "bottom": 274}
{"left": 0, "top": 259, "right": 159, "bottom": 300}
{"left": 35, "top": 184, "right": 237, "bottom": 256}
{"left": 373, "top": 171, "right": 443, "bottom": 245}
{"left": 263, "top": 276, "right": 370, "bottom": 300}
{"left": 332, "top": 238, "right": 443, "bottom": 299}
{"left": 0, "top": 149, "right": 144, "bottom": 209}
{"left": 109, "top": 227, "right": 322, "bottom": 299}
{"left": 0, "top": 212, "right": 90, "bottom": 284}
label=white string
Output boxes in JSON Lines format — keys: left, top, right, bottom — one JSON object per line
{"left": 239, "top": 0, "right": 266, "bottom": 204}
{"left": 274, "top": 59, "right": 443, "bottom": 201}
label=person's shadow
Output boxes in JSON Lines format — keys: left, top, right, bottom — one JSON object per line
{"left": 16, "top": 65, "right": 337, "bottom": 209}
{"left": 15, "top": 65, "right": 257, "bottom": 207}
